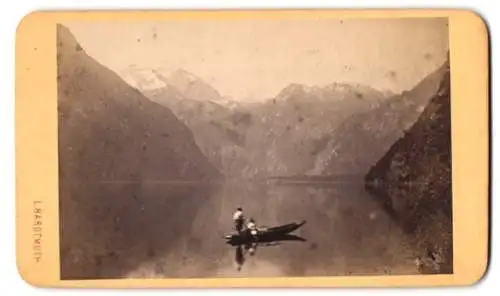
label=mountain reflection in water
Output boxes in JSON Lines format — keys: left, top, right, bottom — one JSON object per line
{"left": 119, "top": 175, "right": 419, "bottom": 278}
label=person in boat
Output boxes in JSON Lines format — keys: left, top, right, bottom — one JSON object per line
{"left": 232, "top": 207, "right": 244, "bottom": 232}
{"left": 241, "top": 232, "right": 258, "bottom": 256}
{"left": 246, "top": 218, "right": 258, "bottom": 238}
{"left": 245, "top": 219, "right": 258, "bottom": 256}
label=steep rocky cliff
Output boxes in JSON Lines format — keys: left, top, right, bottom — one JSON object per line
{"left": 365, "top": 58, "right": 452, "bottom": 274}
{"left": 57, "top": 24, "right": 221, "bottom": 279}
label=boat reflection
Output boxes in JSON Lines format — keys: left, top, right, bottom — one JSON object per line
{"left": 224, "top": 223, "right": 307, "bottom": 271}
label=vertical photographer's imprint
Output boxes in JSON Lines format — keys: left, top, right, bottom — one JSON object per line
{"left": 33, "top": 200, "right": 43, "bottom": 262}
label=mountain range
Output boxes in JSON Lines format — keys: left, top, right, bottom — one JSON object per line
{"left": 124, "top": 59, "right": 448, "bottom": 181}
{"left": 123, "top": 66, "right": 401, "bottom": 177}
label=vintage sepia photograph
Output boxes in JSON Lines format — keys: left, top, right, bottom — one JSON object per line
{"left": 56, "top": 16, "right": 452, "bottom": 280}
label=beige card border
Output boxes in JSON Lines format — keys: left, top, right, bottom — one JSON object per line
{"left": 15, "top": 9, "right": 489, "bottom": 288}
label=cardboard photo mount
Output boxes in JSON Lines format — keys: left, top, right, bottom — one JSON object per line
{"left": 15, "top": 9, "right": 490, "bottom": 288}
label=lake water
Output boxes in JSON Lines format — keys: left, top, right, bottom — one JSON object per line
{"left": 107, "top": 176, "right": 421, "bottom": 278}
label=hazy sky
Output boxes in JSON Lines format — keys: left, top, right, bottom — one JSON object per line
{"left": 64, "top": 17, "right": 449, "bottom": 100}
